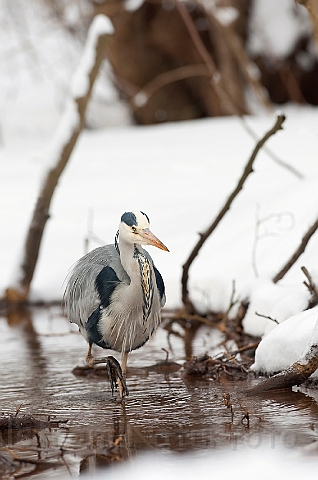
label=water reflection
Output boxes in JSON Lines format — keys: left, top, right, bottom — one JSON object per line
{"left": 6, "top": 304, "right": 47, "bottom": 373}
{"left": 1, "top": 307, "right": 318, "bottom": 479}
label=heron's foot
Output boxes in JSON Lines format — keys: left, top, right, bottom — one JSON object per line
{"left": 85, "top": 354, "right": 129, "bottom": 399}
{"left": 85, "top": 352, "right": 95, "bottom": 368}
{"left": 107, "top": 356, "right": 129, "bottom": 400}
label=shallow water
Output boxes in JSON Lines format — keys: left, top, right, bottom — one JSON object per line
{"left": 1, "top": 307, "right": 318, "bottom": 478}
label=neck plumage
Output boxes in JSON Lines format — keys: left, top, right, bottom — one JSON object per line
{"left": 116, "top": 233, "right": 154, "bottom": 323}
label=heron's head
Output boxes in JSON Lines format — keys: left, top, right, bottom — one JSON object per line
{"left": 119, "top": 211, "right": 169, "bottom": 251}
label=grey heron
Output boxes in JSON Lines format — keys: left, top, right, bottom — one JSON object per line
{"left": 64, "top": 210, "right": 169, "bottom": 398}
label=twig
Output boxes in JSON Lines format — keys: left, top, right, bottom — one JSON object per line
{"left": 165, "top": 310, "right": 220, "bottom": 328}
{"left": 255, "top": 312, "right": 279, "bottom": 324}
{"left": 14, "top": 403, "right": 23, "bottom": 417}
{"left": 182, "top": 114, "right": 286, "bottom": 312}
{"left": 302, "top": 266, "right": 318, "bottom": 296}
{"left": 221, "top": 280, "right": 238, "bottom": 327}
{"left": 216, "top": 342, "right": 260, "bottom": 361}
{"left": 273, "top": 216, "right": 318, "bottom": 283}
{"left": 252, "top": 206, "right": 295, "bottom": 278}
{"left": 302, "top": 265, "right": 318, "bottom": 307}
{"left": 240, "top": 404, "right": 250, "bottom": 427}
{"left": 162, "top": 348, "right": 170, "bottom": 362}
{"left": 223, "top": 393, "right": 234, "bottom": 421}
{"left": 239, "top": 117, "right": 304, "bottom": 179}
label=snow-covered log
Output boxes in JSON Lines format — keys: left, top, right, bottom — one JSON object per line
{"left": 5, "top": 15, "right": 114, "bottom": 303}
{"left": 246, "top": 307, "right": 318, "bottom": 395}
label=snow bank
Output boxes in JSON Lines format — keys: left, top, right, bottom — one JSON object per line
{"left": 2, "top": 108, "right": 318, "bottom": 341}
{"left": 82, "top": 446, "right": 318, "bottom": 480}
{"left": 252, "top": 306, "right": 318, "bottom": 377}
{"left": 242, "top": 279, "right": 310, "bottom": 337}
{"left": 1, "top": 2, "right": 318, "bottom": 341}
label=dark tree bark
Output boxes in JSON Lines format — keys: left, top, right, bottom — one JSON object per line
{"left": 99, "top": 0, "right": 252, "bottom": 123}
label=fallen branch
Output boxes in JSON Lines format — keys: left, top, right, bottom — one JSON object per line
{"left": 182, "top": 114, "right": 286, "bottom": 312}
{"left": 183, "top": 353, "right": 251, "bottom": 379}
{"left": 5, "top": 15, "right": 113, "bottom": 303}
{"left": 273, "top": 216, "right": 318, "bottom": 283}
{"left": 0, "top": 414, "right": 68, "bottom": 431}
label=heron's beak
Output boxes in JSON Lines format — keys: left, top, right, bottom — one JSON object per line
{"left": 140, "top": 228, "right": 169, "bottom": 252}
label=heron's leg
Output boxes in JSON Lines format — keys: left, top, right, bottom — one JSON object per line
{"left": 86, "top": 343, "right": 95, "bottom": 367}
{"left": 118, "top": 352, "right": 129, "bottom": 399}
{"left": 121, "top": 352, "right": 129, "bottom": 378}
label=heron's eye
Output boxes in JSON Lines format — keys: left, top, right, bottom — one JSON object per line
{"left": 131, "top": 226, "right": 137, "bottom": 234}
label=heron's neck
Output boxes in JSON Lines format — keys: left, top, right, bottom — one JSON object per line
{"left": 117, "top": 237, "right": 142, "bottom": 282}
{"left": 118, "top": 236, "right": 154, "bottom": 322}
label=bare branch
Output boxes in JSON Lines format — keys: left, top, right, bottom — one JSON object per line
{"left": 273, "top": 216, "right": 318, "bottom": 284}
{"left": 182, "top": 114, "right": 286, "bottom": 312}
{"left": 252, "top": 207, "right": 295, "bottom": 277}
{"left": 220, "top": 280, "right": 238, "bottom": 327}
{"left": 239, "top": 117, "right": 304, "bottom": 179}
{"left": 131, "top": 64, "right": 210, "bottom": 111}
{"left": 302, "top": 265, "right": 318, "bottom": 307}
{"left": 5, "top": 17, "right": 113, "bottom": 303}
{"left": 207, "top": 6, "right": 272, "bottom": 112}
{"left": 255, "top": 312, "right": 279, "bottom": 324}
{"left": 174, "top": 0, "right": 244, "bottom": 115}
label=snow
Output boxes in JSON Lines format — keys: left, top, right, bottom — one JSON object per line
{"left": 2, "top": 2, "right": 318, "bottom": 377}
{"left": 242, "top": 279, "right": 310, "bottom": 338}
{"left": 252, "top": 307, "right": 318, "bottom": 378}
{"left": 83, "top": 447, "right": 318, "bottom": 480}
{"left": 3, "top": 103, "right": 318, "bottom": 353}
{"left": 248, "top": 0, "right": 312, "bottom": 59}
{"left": 124, "top": 0, "right": 145, "bottom": 12}
{"left": 213, "top": 7, "right": 239, "bottom": 26}
{"left": 2, "top": 3, "right": 318, "bottom": 476}
{"left": 71, "top": 14, "right": 114, "bottom": 98}
{"left": 2, "top": 103, "right": 318, "bottom": 330}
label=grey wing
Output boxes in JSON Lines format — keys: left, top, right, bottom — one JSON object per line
{"left": 142, "top": 249, "right": 166, "bottom": 308}
{"left": 63, "top": 244, "right": 130, "bottom": 328}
